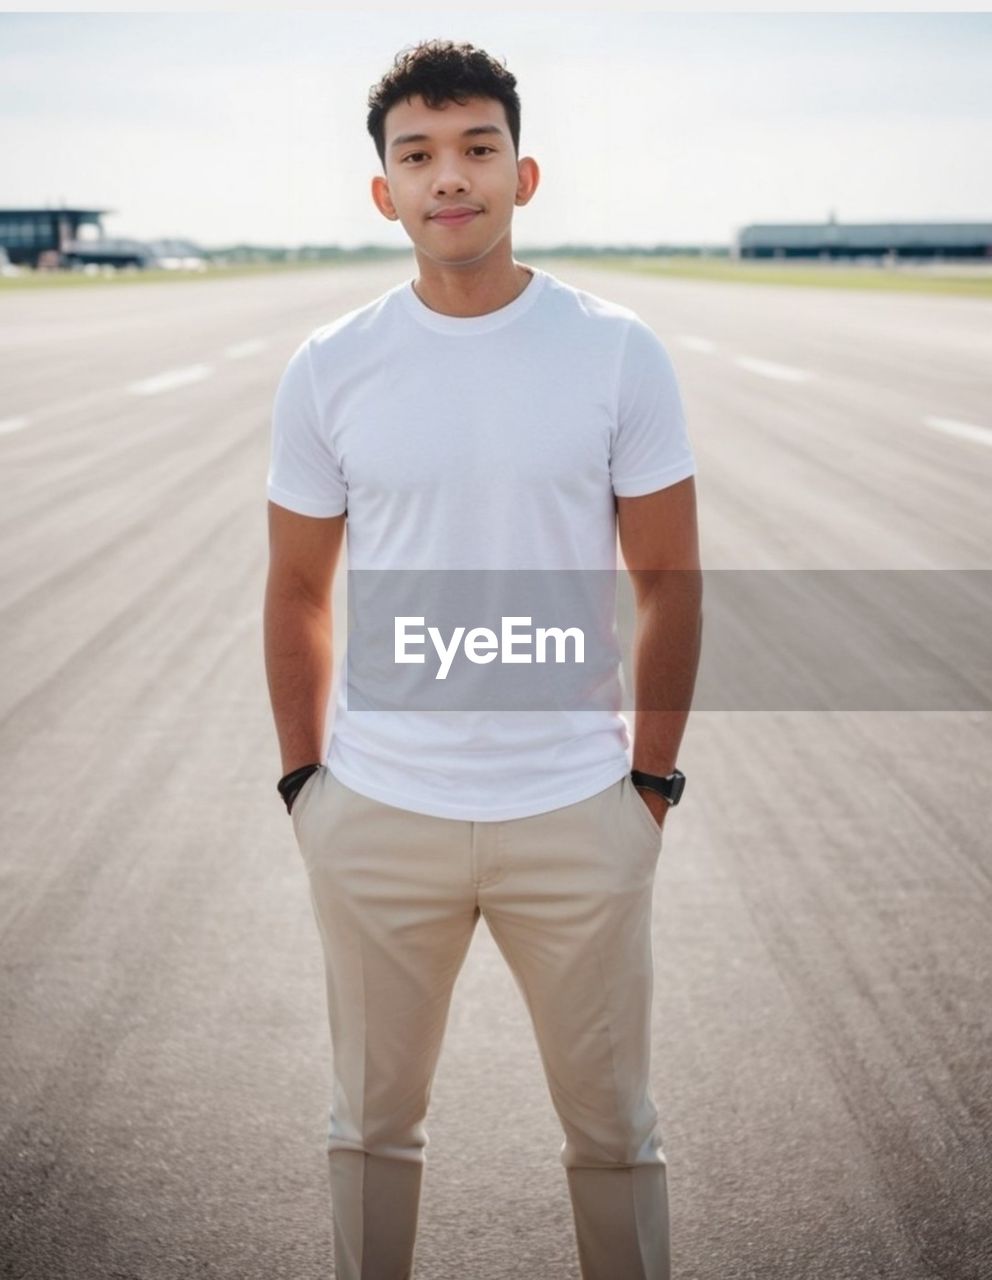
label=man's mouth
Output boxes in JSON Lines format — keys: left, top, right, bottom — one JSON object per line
{"left": 430, "top": 209, "right": 481, "bottom": 227}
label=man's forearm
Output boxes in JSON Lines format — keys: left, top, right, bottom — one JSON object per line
{"left": 630, "top": 570, "right": 703, "bottom": 775}
{"left": 263, "top": 581, "right": 333, "bottom": 775}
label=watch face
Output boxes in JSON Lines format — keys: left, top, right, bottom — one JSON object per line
{"left": 669, "top": 772, "right": 686, "bottom": 804}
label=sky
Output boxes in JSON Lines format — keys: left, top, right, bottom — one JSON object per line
{"left": 2, "top": 11, "right": 990, "bottom": 250}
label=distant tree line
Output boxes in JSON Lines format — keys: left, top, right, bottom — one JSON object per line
{"left": 206, "top": 242, "right": 728, "bottom": 264}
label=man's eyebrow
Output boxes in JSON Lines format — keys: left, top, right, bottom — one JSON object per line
{"left": 389, "top": 124, "right": 506, "bottom": 151}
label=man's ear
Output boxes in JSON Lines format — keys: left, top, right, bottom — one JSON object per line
{"left": 371, "top": 174, "right": 398, "bottom": 221}
{"left": 515, "top": 156, "right": 540, "bottom": 208}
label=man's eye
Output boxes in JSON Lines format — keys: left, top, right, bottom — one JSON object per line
{"left": 401, "top": 147, "right": 495, "bottom": 163}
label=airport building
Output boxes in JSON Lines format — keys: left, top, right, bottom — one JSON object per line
{"left": 0, "top": 206, "right": 111, "bottom": 268}
{"left": 735, "top": 216, "right": 992, "bottom": 262}
{"left": 0, "top": 207, "right": 207, "bottom": 271}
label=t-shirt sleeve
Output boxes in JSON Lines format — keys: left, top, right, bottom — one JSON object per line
{"left": 610, "top": 316, "right": 696, "bottom": 497}
{"left": 266, "top": 338, "right": 347, "bottom": 517}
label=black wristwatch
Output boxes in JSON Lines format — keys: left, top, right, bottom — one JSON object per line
{"left": 278, "top": 762, "right": 322, "bottom": 815}
{"left": 630, "top": 768, "right": 686, "bottom": 807}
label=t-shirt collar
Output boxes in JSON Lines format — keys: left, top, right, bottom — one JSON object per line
{"left": 398, "top": 265, "right": 547, "bottom": 335}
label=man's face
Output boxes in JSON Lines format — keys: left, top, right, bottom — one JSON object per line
{"left": 371, "top": 93, "right": 538, "bottom": 267}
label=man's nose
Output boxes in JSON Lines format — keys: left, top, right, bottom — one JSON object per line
{"left": 432, "top": 159, "right": 470, "bottom": 194}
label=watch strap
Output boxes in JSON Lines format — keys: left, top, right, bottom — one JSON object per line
{"left": 278, "top": 762, "right": 322, "bottom": 814}
{"left": 630, "top": 768, "right": 686, "bottom": 806}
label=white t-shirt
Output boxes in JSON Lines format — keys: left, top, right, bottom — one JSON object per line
{"left": 267, "top": 264, "right": 696, "bottom": 821}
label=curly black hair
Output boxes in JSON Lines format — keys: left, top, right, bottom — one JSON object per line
{"left": 367, "top": 39, "right": 521, "bottom": 170}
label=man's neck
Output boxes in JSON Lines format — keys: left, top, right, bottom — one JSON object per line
{"left": 412, "top": 259, "right": 533, "bottom": 318}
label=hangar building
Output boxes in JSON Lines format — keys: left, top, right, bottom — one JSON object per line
{"left": 735, "top": 216, "right": 992, "bottom": 262}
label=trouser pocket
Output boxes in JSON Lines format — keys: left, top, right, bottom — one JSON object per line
{"left": 290, "top": 765, "right": 326, "bottom": 842}
{"left": 623, "top": 775, "right": 664, "bottom": 853}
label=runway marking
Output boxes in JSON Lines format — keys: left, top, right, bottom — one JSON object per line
{"left": 224, "top": 339, "right": 268, "bottom": 360}
{"left": 676, "top": 335, "right": 717, "bottom": 353}
{"left": 733, "top": 355, "right": 811, "bottom": 383}
{"left": 0, "top": 415, "right": 30, "bottom": 435}
{"left": 922, "top": 415, "right": 992, "bottom": 447}
{"left": 128, "top": 364, "right": 212, "bottom": 396}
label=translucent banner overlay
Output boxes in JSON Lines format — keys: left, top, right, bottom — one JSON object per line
{"left": 343, "top": 570, "right": 991, "bottom": 712}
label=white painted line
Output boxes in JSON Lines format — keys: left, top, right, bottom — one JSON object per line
{"left": 0, "top": 415, "right": 30, "bottom": 435}
{"left": 128, "top": 364, "right": 212, "bottom": 396}
{"left": 224, "top": 339, "right": 268, "bottom": 360}
{"left": 923, "top": 415, "right": 992, "bottom": 447}
{"left": 676, "top": 335, "right": 717, "bottom": 353}
{"left": 733, "top": 355, "right": 811, "bottom": 383}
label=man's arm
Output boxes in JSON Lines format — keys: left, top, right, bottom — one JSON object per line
{"left": 616, "top": 475, "right": 702, "bottom": 820}
{"left": 263, "top": 501, "right": 347, "bottom": 776}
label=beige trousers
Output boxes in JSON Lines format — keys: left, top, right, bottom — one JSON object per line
{"left": 290, "top": 766, "right": 670, "bottom": 1280}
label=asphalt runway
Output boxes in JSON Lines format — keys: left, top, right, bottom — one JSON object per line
{"left": 1, "top": 260, "right": 989, "bottom": 1279}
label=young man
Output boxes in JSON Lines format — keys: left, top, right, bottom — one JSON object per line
{"left": 264, "top": 38, "right": 702, "bottom": 1280}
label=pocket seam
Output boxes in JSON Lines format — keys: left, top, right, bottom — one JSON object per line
{"left": 627, "top": 777, "right": 664, "bottom": 844}
{"left": 290, "top": 765, "right": 324, "bottom": 830}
